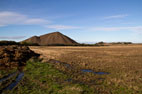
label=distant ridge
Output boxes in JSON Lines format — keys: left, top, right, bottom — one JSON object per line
{"left": 22, "top": 32, "right": 78, "bottom": 45}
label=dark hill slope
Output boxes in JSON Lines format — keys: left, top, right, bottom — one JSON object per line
{"left": 23, "top": 32, "right": 78, "bottom": 45}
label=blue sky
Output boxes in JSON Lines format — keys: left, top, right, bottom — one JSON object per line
{"left": 0, "top": 0, "right": 142, "bottom": 43}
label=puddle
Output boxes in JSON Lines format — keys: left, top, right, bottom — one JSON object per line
{"left": 4, "top": 72, "right": 24, "bottom": 90}
{"left": 48, "top": 59, "right": 109, "bottom": 75}
{"left": 94, "top": 72, "right": 109, "bottom": 75}
{"left": 64, "top": 64, "right": 71, "bottom": 68}
{"left": 81, "top": 69, "right": 93, "bottom": 73}
{"left": 0, "top": 72, "right": 24, "bottom": 93}
{"left": 65, "top": 78, "right": 72, "bottom": 82}
{"left": 81, "top": 69, "right": 109, "bottom": 75}
{"left": 0, "top": 72, "right": 18, "bottom": 83}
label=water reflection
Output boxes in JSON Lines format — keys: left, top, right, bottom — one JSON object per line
{"left": 0, "top": 72, "right": 17, "bottom": 83}
{"left": 4, "top": 72, "right": 24, "bottom": 90}
{"left": 81, "top": 69, "right": 110, "bottom": 75}
{"left": 0, "top": 66, "right": 25, "bottom": 93}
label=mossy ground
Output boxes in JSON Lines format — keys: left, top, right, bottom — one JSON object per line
{"left": 1, "top": 60, "right": 94, "bottom": 94}
{"left": 0, "top": 59, "right": 138, "bottom": 94}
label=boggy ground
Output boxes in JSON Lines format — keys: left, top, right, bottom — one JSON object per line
{"left": 0, "top": 46, "right": 39, "bottom": 94}
{"left": 30, "top": 45, "right": 142, "bottom": 94}
{"left": 1, "top": 60, "right": 95, "bottom": 94}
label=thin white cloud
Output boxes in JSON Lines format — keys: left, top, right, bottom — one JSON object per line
{"left": 103, "top": 14, "right": 128, "bottom": 19}
{"left": 0, "top": 36, "right": 25, "bottom": 39}
{"left": 45, "top": 25, "right": 80, "bottom": 30}
{"left": 0, "top": 25, "right": 6, "bottom": 27}
{"left": 24, "top": 18, "right": 49, "bottom": 25}
{"left": 0, "top": 11, "right": 80, "bottom": 30}
{"left": 0, "top": 11, "right": 49, "bottom": 26}
{"left": 91, "top": 26, "right": 142, "bottom": 32}
{"left": 0, "top": 11, "right": 26, "bottom": 25}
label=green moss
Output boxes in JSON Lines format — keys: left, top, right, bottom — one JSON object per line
{"left": 4, "top": 60, "right": 94, "bottom": 94}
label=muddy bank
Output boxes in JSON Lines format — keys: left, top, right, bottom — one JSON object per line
{"left": 0, "top": 45, "right": 39, "bottom": 67}
{"left": 0, "top": 45, "right": 39, "bottom": 93}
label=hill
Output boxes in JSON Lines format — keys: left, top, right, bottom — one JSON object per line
{"left": 22, "top": 32, "right": 78, "bottom": 46}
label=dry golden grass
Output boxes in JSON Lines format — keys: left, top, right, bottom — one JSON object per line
{"left": 30, "top": 45, "right": 142, "bottom": 93}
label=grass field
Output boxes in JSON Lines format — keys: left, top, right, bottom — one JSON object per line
{"left": 1, "top": 45, "right": 142, "bottom": 94}
{"left": 2, "top": 60, "right": 94, "bottom": 94}
{"left": 29, "top": 45, "right": 142, "bottom": 94}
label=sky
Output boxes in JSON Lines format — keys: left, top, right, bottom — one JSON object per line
{"left": 0, "top": 0, "right": 142, "bottom": 43}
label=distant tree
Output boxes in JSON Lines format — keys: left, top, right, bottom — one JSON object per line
{"left": 95, "top": 41, "right": 105, "bottom": 46}
{"left": 123, "top": 42, "right": 132, "bottom": 44}
{"left": 98, "top": 41, "right": 104, "bottom": 44}
{"left": 111, "top": 42, "right": 132, "bottom": 44}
